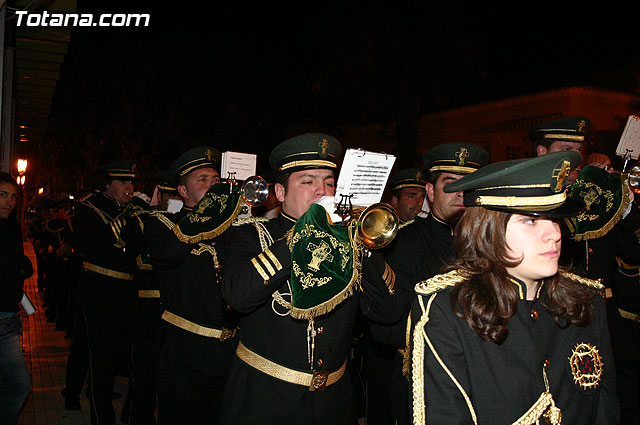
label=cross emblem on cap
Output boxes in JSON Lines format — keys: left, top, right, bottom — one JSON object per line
{"left": 319, "top": 139, "right": 329, "bottom": 156}
{"left": 456, "top": 147, "right": 469, "bottom": 165}
{"left": 206, "top": 149, "right": 213, "bottom": 161}
{"left": 552, "top": 160, "right": 571, "bottom": 192}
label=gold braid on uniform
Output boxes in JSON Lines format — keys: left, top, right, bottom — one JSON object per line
{"left": 401, "top": 312, "right": 412, "bottom": 380}
{"left": 398, "top": 218, "right": 415, "bottom": 230}
{"left": 412, "top": 270, "right": 478, "bottom": 425}
{"left": 559, "top": 270, "right": 605, "bottom": 296}
{"left": 511, "top": 366, "right": 562, "bottom": 425}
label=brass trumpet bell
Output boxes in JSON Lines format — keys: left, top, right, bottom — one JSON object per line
{"left": 240, "top": 175, "right": 270, "bottom": 208}
{"left": 355, "top": 202, "right": 399, "bottom": 250}
{"left": 628, "top": 163, "right": 640, "bottom": 194}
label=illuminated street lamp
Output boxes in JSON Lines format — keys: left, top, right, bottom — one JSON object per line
{"left": 17, "top": 158, "right": 28, "bottom": 175}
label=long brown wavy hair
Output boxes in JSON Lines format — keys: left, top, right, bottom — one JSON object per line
{"left": 447, "top": 207, "right": 595, "bottom": 344}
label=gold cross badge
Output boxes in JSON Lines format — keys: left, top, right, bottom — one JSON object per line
{"left": 456, "top": 147, "right": 469, "bottom": 165}
{"left": 552, "top": 160, "right": 571, "bottom": 192}
{"left": 319, "top": 139, "right": 329, "bottom": 156}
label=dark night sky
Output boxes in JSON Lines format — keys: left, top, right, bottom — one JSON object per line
{"left": 41, "top": 1, "right": 640, "bottom": 192}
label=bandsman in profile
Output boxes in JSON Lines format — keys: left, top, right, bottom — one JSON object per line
{"left": 220, "top": 133, "right": 402, "bottom": 424}
{"left": 143, "top": 147, "right": 239, "bottom": 425}
{"left": 72, "top": 160, "right": 137, "bottom": 425}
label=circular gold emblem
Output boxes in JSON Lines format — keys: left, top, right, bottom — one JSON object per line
{"left": 568, "top": 342, "right": 603, "bottom": 390}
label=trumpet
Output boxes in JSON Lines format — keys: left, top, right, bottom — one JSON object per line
{"left": 628, "top": 163, "right": 640, "bottom": 194}
{"left": 345, "top": 203, "right": 400, "bottom": 250}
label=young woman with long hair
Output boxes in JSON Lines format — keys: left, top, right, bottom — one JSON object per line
{"left": 411, "top": 151, "right": 619, "bottom": 425}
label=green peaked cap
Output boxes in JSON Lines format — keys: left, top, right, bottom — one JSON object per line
{"left": 444, "top": 151, "right": 584, "bottom": 218}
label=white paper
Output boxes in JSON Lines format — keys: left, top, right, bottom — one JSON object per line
{"left": 166, "top": 198, "right": 183, "bottom": 213}
{"left": 334, "top": 149, "right": 396, "bottom": 207}
{"left": 21, "top": 292, "right": 36, "bottom": 315}
{"left": 221, "top": 151, "right": 257, "bottom": 181}
{"left": 616, "top": 115, "right": 640, "bottom": 160}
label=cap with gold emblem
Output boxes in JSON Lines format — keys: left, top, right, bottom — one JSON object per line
{"left": 388, "top": 168, "right": 427, "bottom": 192}
{"left": 423, "top": 142, "right": 489, "bottom": 175}
{"left": 444, "top": 151, "right": 585, "bottom": 218}
{"left": 269, "top": 133, "right": 342, "bottom": 173}
{"left": 169, "top": 146, "right": 221, "bottom": 185}
{"left": 529, "top": 116, "right": 591, "bottom": 144}
{"left": 99, "top": 160, "right": 136, "bottom": 180}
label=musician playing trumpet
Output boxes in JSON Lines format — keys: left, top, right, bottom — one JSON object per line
{"left": 220, "top": 133, "right": 402, "bottom": 425}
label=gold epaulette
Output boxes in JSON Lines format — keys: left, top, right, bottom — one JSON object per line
{"left": 414, "top": 269, "right": 469, "bottom": 296}
{"left": 233, "top": 216, "right": 270, "bottom": 226}
{"left": 559, "top": 270, "right": 605, "bottom": 292}
{"left": 147, "top": 210, "right": 177, "bottom": 230}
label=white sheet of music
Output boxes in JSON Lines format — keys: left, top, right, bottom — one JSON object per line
{"left": 616, "top": 115, "right": 640, "bottom": 160}
{"left": 334, "top": 149, "right": 396, "bottom": 206}
{"left": 221, "top": 151, "right": 257, "bottom": 181}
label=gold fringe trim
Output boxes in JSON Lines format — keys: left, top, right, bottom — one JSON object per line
{"left": 289, "top": 223, "right": 363, "bottom": 320}
{"left": 415, "top": 269, "right": 470, "bottom": 296}
{"left": 172, "top": 197, "right": 244, "bottom": 243}
{"left": 573, "top": 174, "right": 630, "bottom": 241}
{"left": 560, "top": 270, "right": 604, "bottom": 292}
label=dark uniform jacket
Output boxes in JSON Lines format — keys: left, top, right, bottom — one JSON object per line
{"left": 220, "top": 212, "right": 402, "bottom": 425}
{"left": 73, "top": 192, "right": 130, "bottom": 275}
{"left": 411, "top": 273, "right": 619, "bottom": 425}
{"left": 0, "top": 215, "right": 32, "bottom": 312}
{"left": 144, "top": 206, "right": 237, "bottom": 376}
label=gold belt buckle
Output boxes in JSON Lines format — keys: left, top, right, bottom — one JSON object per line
{"left": 219, "top": 328, "right": 234, "bottom": 342}
{"left": 309, "top": 370, "right": 329, "bottom": 391}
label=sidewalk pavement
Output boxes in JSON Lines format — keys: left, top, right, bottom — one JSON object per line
{"left": 18, "top": 241, "right": 128, "bottom": 425}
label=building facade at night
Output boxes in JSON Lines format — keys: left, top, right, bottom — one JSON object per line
{"left": 347, "top": 86, "right": 640, "bottom": 168}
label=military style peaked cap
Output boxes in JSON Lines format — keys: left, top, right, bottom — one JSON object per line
{"left": 155, "top": 169, "right": 177, "bottom": 194}
{"left": 388, "top": 168, "right": 427, "bottom": 192}
{"left": 99, "top": 160, "right": 136, "bottom": 180}
{"left": 169, "top": 146, "right": 221, "bottom": 185}
{"left": 444, "top": 151, "right": 585, "bottom": 218}
{"left": 423, "top": 142, "right": 489, "bottom": 175}
{"left": 269, "top": 133, "right": 342, "bottom": 172}
{"left": 529, "top": 116, "right": 591, "bottom": 143}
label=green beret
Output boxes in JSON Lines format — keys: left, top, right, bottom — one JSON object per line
{"left": 99, "top": 160, "right": 136, "bottom": 180}
{"left": 388, "top": 168, "right": 427, "bottom": 192}
{"left": 423, "top": 142, "right": 489, "bottom": 175}
{"left": 154, "top": 169, "right": 177, "bottom": 194}
{"left": 444, "top": 151, "right": 584, "bottom": 218}
{"left": 169, "top": 146, "right": 221, "bottom": 185}
{"left": 529, "top": 116, "right": 590, "bottom": 144}
{"left": 269, "top": 133, "right": 342, "bottom": 173}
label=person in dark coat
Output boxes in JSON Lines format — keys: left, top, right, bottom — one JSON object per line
{"left": 0, "top": 171, "right": 32, "bottom": 425}
{"left": 220, "top": 133, "right": 402, "bottom": 425}
{"left": 143, "top": 147, "right": 239, "bottom": 425}
{"left": 368, "top": 142, "right": 489, "bottom": 425}
{"left": 71, "top": 160, "right": 137, "bottom": 425}
{"left": 412, "top": 151, "right": 619, "bottom": 425}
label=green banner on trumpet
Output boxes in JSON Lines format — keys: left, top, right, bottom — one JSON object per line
{"left": 564, "top": 165, "right": 630, "bottom": 241}
{"left": 288, "top": 203, "right": 362, "bottom": 319}
{"left": 173, "top": 183, "right": 244, "bottom": 243}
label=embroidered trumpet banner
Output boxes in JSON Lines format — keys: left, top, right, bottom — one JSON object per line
{"left": 288, "top": 204, "right": 361, "bottom": 319}
{"left": 173, "top": 183, "right": 243, "bottom": 243}
{"left": 565, "top": 165, "right": 629, "bottom": 241}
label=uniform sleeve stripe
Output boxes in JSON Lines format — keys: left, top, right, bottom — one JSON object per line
{"left": 258, "top": 253, "right": 276, "bottom": 276}
{"left": 251, "top": 257, "right": 270, "bottom": 281}
{"left": 264, "top": 248, "right": 282, "bottom": 271}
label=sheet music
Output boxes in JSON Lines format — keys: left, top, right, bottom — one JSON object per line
{"left": 221, "top": 151, "right": 257, "bottom": 181}
{"left": 616, "top": 115, "right": 640, "bottom": 160}
{"left": 334, "top": 149, "right": 396, "bottom": 206}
